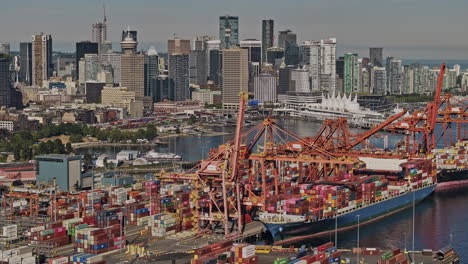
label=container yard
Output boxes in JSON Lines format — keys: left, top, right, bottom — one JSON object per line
{"left": 0, "top": 64, "right": 465, "bottom": 263}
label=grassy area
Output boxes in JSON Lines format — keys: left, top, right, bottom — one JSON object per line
{"left": 387, "top": 94, "right": 434, "bottom": 103}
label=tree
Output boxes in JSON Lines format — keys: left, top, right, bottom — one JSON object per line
{"left": 136, "top": 129, "right": 146, "bottom": 140}
{"left": 145, "top": 124, "right": 157, "bottom": 140}
{"left": 187, "top": 115, "right": 197, "bottom": 125}
{"left": 53, "top": 139, "right": 65, "bottom": 154}
{"left": 12, "top": 180, "right": 23, "bottom": 186}
{"left": 175, "top": 128, "right": 181, "bottom": 134}
{"left": 13, "top": 148, "right": 20, "bottom": 161}
{"left": 65, "top": 142, "right": 73, "bottom": 153}
{"left": 69, "top": 134, "right": 83, "bottom": 143}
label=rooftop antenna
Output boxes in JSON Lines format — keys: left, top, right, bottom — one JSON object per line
{"left": 103, "top": 2, "right": 107, "bottom": 23}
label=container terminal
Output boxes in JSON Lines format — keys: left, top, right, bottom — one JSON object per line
{"left": 0, "top": 64, "right": 465, "bottom": 263}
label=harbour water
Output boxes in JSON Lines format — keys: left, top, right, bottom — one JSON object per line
{"left": 76, "top": 119, "right": 467, "bottom": 259}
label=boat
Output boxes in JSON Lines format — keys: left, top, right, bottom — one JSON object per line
{"left": 144, "top": 150, "right": 182, "bottom": 161}
{"left": 259, "top": 158, "right": 437, "bottom": 245}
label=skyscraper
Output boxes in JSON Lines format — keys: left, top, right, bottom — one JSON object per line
{"left": 76, "top": 41, "right": 98, "bottom": 81}
{"left": 145, "top": 47, "right": 159, "bottom": 100}
{"left": 206, "top": 40, "right": 221, "bottom": 79}
{"left": 278, "top": 64, "right": 292, "bottom": 95}
{"left": 120, "top": 33, "right": 145, "bottom": 98}
{"left": 262, "top": 19, "right": 274, "bottom": 63}
{"left": 254, "top": 73, "right": 277, "bottom": 104}
{"left": 100, "top": 53, "right": 121, "bottom": 85}
{"left": 389, "top": 59, "right": 403, "bottom": 95}
{"left": 168, "top": 38, "right": 191, "bottom": 55}
{"left": 91, "top": 7, "right": 107, "bottom": 53}
{"left": 219, "top": 15, "right": 239, "bottom": 49}
{"left": 285, "top": 40, "right": 299, "bottom": 66}
{"left": 319, "top": 38, "right": 337, "bottom": 93}
{"left": 0, "top": 54, "right": 11, "bottom": 107}
{"left": 369, "top": 47, "right": 383, "bottom": 67}
{"left": 299, "top": 41, "right": 320, "bottom": 91}
{"left": 222, "top": 48, "right": 248, "bottom": 109}
{"left": 155, "top": 74, "right": 174, "bottom": 102}
{"left": 84, "top": 54, "right": 99, "bottom": 82}
{"left": 189, "top": 50, "right": 207, "bottom": 85}
{"left": 209, "top": 49, "right": 222, "bottom": 87}
{"left": 290, "top": 67, "right": 310, "bottom": 93}
{"left": 192, "top": 36, "right": 212, "bottom": 51}
{"left": 240, "top": 39, "right": 262, "bottom": 64}
{"left": 168, "top": 54, "right": 190, "bottom": 101}
{"left": 32, "top": 33, "right": 52, "bottom": 87}
{"left": 278, "top": 30, "right": 296, "bottom": 49}
{"left": 19, "top": 42, "right": 32, "bottom": 85}
{"left": 344, "top": 53, "right": 360, "bottom": 94}
{"left": 371, "top": 67, "right": 387, "bottom": 95}
{"left": 266, "top": 47, "right": 285, "bottom": 65}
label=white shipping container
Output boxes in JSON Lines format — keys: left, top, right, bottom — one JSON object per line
{"left": 21, "top": 256, "right": 36, "bottom": 264}
{"left": 50, "top": 256, "right": 69, "bottom": 264}
{"left": 295, "top": 261, "right": 307, "bottom": 264}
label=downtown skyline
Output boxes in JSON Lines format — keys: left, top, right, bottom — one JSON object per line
{"left": 1, "top": 0, "right": 468, "bottom": 59}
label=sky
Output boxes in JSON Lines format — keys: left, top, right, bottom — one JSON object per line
{"left": 1, "top": 0, "right": 468, "bottom": 59}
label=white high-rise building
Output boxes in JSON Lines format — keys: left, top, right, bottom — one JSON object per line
{"left": 320, "top": 38, "right": 336, "bottom": 93}
{"left": 84, "top": 54, "right": 99, "bottom": 82}
{"left": 389, "top": 59, "right": 403, "bottom": 94}
{"left": 371, "top": 66, "right": 387, "bottom": 95}
{"left": 290, "top": 67, "right": 310, "bottom": 93}
{"left": 299, "top": 41, "right": 321, "bottom": 92}
{"left": 254, "top": 73, "right": 277, "bottom": 104}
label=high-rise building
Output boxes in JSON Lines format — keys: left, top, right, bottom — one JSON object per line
{"left": 168, "top": 54, "right": 190, "bottom": 101}
{"left": 168, "top": 38, "right": 191, "bottom": 55}
{"left": 76, "top": 41, "right": 98, "bottom": 80}
{"left": 84, "top": 54, "right": 99, "bottom": 82}
{"left": 266, "top": 47, "right": 285, "bottom": 66}
{"left": 290, "top": 67, "right": 310, "bottom": 93}
{"left": 319, "top": 38, "right": 337, "bottom": 93}
{"left": 299, "top": 41, "right": 320, "bottom": 91}
{"left": 0, "top": 54, "right": 11, "bottom": 107}
{"left": 189, "top": 50, "right": 207, "bottom": 85}
{"left": 369, "top": 47, "right": 383, "bottom": 67}
{"left": 278, "top": 64, "right": 292, "bottom": 95}
{"left": 219, "top": 16, "right": 239, "bottom": 49}
{"left": 145, "top": 47, "right": 159, "bottom": 100}
{"left": 100, "top": 53, "right": 121, "bottom": 85}
{"left": 254, "top": 73, "right": 276, "bottom": 104}
{"left": 285, "top": 41, "right": 299, "bottom": 66}
{"left": 389, "top": 59, "right": 403, "bottom": 95}
{"left": 206, "top": 40, "right": 221, "bottom": 78}
{"left": 101, "top": 41, "right": 113, "bottom": 54}
{"left": 222, "top": 48, "right": 248, "bottom": 109}
{"left": 192, "top": 36, "right": 212, "bottom": 51}
{"left": 91, "top": 9, "right": 107, "bottom": 53}
{"left": 262, "top": 20, "right": 274, "bottom": 63}
{"left": 85, "top": 81, "right": 105, "bottom": 103}
{"left": 240, "top": 39, "right": 262, "bottom": 64}
{"left": 120, "top": 33, "right": 145, "bottom": 98}
{"left": 344, "top": 53, "right": 360, "bottom": 94}
{"left": 278, "top": 30, "right": 296, "bottom": 49}
{"left": 19, "top": 42, "right": 32, "bottom": 85}
{"left": 155, "top": 74, "right": 174, "bottom": 102}
{"left": 0, "top": 43, "right": 10, "bottom": 55}
{"left": 361, "top": 66, "right": 370, "bottom": 94}
{"left": 32, "top": 33, "right": 52, "bottom": 87}
{"left": 209, "top": 49, "right": 222, "bottom": 87}
{"left": 371, "top": 66, "right": 387, "bottom": 95}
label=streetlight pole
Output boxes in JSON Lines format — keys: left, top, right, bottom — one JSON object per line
{"left": 356, "top": 214, "right": 360, "bottom": 264}
{"left": 335, "top": 213, "right": 338, "bottom": 248}
{"left": 412, "top": 190, "right": 415, "bottom": 264}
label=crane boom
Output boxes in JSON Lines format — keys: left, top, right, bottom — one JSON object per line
{"left": 344, "top": 110, "right": 407, "bottom": 151}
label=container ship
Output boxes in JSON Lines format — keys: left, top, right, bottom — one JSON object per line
{"left": 259, "top": 158, "right": 437, "bottom": 244}
{"left": 431, "top": 140, "right": 468, "bottom": 188}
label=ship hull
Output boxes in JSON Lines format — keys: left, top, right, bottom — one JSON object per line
{"left": 264, "top": 184, "right": 436, "bottom": 245}
{"left": 437, "top": 169, "right": 468, "bottom": 183}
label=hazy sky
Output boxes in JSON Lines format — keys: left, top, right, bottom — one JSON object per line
{"left": 1, "top": 0, "right": 468, "bottom": 59}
